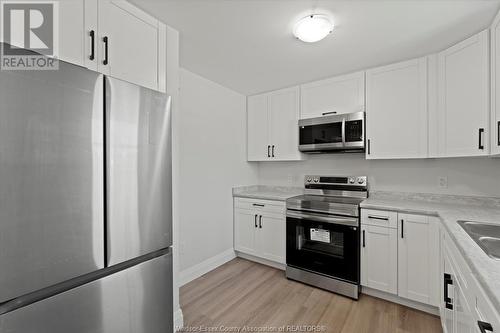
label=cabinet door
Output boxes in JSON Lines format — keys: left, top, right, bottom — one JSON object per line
{"left": 58, "top": 0, "right": 98, "bottom": 70}
{"left": 398, "top": 214, "right": 439, "bottom": 305}
{"left": 455, "top": 280, "right": 475, "bottom": 333}
{"left": 361, "top": 224, "right": 398, "bottom": 294}
{"left": 247, "top": 94, "right": 270, "bottom": 161}
{"left": 257, "top": 213, "right": 285, "bottom": 264}
{"left": 366, "top": 58, "right": 428, "bottom": 159}
{"left": 491, "top": 13, "right": 500, "bottom": 155}
{"left": 300, "top": 72, "right": 365, "bottom": 119}
{"left": 98, "top": 0, "right": 159, "bottom": 90}
{"left": 234, "top": 209, "right": 258, "bottom": 255}
{"left": 269, "top": 86, "right": 302, "bottom": 161}
{"left": 436, "top": 30, "right": 489, "bottom": 157}
{"left": 442, "top": 243, "right": 456, "bottom": 333}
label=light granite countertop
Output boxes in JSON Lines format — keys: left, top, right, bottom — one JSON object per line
{"left": 233, "top": 186, "right": 500, "bottom": 311}
{"left": 232, "top": 185, "right": 303, "bottom": 201}
{"left": 362, "top": 191, "right": 500, "bottom": 311}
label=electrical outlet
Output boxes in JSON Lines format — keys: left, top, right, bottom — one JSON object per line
{"left": 438, "top": 176, "right": 448, "bottom": 189}
{"left": 287, "top": 174, "right": 294, "bottom": 185}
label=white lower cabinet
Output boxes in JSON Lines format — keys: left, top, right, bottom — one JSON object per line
{"left": 398, "top": 214, "right": 440, "bottom": 306}
{"left": 361, "top": 224, "right": 398, "bottom": 294}
{"left": 440, "top": 225, "right": 500, "bottom": 333}
{"left": 234, "top": 198, "right": 285, "bottom": 264}
{"left": 360, "top": 209, "right": 439, "bottom": 307}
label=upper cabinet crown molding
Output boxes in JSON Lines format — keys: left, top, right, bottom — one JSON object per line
{"left": 366, "top": 57, "right": 429, "bottom": 159}
{"left": 431, "top": 29, "right": 490, "bottom": 157}
{"left": 58, "top": 0, "right": 166, "bottom": 92}
{"left": 300, "top": 71, "right": 365, "bottom": 119}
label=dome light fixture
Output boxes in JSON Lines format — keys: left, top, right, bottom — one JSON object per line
{"left": 293, "top": 14, "right": 334, "bottom": 43}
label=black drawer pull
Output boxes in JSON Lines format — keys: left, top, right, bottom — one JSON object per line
{"left": 267, "top": 145, "right": 270, "bottom": 158}
{"left": 254, "top": 214, "right": 258, "bottom": 228}
{"left": 272, "top": 145, "right": 275, "bottom": 158}
{"left": 362, "top": 230, "right": 365, "bottom": 248}
{"left": 401, "top": 219, "right": 404, "bottom": 238}
{"left": 368, "top": 215, "right": 389, "bottom": 221}
{"left": 497, "top": 121, "right": 500, "bottom": 147}
{"left": 259, "top": 215, "right": 262, "bottom": 229}
{"left": 252, "top": 203, "right": 264, "bottom": 207}
{"left": 322, "top": 111, "right": 337, "bottom": 116}
{"left": 478, "top": 321, "right": 493, "bottom": 333}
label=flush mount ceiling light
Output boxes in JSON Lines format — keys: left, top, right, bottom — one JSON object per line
{"left": 293, "top": 14, "right": 334, "bottom": 43}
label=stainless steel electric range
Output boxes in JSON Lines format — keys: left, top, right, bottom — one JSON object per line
{"left": 285, "top": 175, "right": 368, "bottom": 300}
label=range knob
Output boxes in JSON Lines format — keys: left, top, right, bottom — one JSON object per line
{"left": 348, "top": 177, "right": 355, "bottom": 184}
{"left": 357, "top": 177, "right": 365, "bottom": 184}
{"left": 306, "top": 178, "right": 312, "bottom": 183}
{"left": 313, "top": 178, "right": 319, "bottom": 183}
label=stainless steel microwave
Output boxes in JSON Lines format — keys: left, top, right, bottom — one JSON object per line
{"left": 298, "top": 111, "right": 365, "bottom": 153}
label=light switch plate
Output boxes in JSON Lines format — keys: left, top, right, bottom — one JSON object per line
{"left": 438, "top": 176, "right": 448, "bottom": 189}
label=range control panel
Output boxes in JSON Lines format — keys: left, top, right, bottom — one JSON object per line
{"left": 304, "top": 175, "right": 367, "bottom": 186}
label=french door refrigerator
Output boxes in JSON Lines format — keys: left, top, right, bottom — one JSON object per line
{"left": 0, "top": 53, "right": 173, "bottom": 332}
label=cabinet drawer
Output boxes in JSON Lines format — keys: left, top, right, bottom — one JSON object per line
{"left": 361, "top": 209, "right": 398, "bottom": 228}
{"left": 234, "top": 197, "right": 285, "bottom": 214}
{"left": 472, "top": 274, "right": 500, "bottom": 333}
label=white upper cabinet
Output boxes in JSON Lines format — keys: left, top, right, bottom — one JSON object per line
{"left": 247, "top": 94, "right": 270, "bottom": 161}
{"left": 58, "top": 0, "right": 98, "bottom": 70}
{"left": 98, "top": 0, "right": 162, "bottom": 91}
{"left": 269, "top": 87, "right": 301, "bottom": 161}
{"left": 300, "top": 72, "right": 365, "bottom": 119}
{"left": 491, "top": 12, "right": 500, "bottom": 155}
{"left": 430, "top": 30, "right": 490, "bottom": 157}
{"left": 366, "top": 58, "right": 429, "bottom": 159}
{"left": 247, "top": 87, "right": 302, "bottom": 161}
{"left": 57, "top": 0, "right": 166, "bottom": 91}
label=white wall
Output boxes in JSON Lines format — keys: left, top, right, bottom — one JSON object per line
{"left": 178, "top": 69, "right": 258, "bottom": 276}
{"left": 258, "top": 154, "right": 500, "bottom": 197}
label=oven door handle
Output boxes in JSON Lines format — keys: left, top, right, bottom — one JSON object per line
{"left": 287, "top": 210, "right": 358, "bottom": 227}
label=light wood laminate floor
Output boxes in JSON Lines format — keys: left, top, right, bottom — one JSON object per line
{"left": 180, "top": 258, "right": 442, "bottom": 333}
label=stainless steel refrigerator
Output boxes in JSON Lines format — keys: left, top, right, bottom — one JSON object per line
{"left": 0, "top": 51, "right": 173, "bottom": 332}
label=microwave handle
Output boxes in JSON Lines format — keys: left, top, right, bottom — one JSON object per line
{"left": 341, "top": 118, "right": 346, "bottom": 146}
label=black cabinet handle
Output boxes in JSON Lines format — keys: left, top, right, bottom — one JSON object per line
{"left": 322, "top": 111, "right": 337, "bottom": 116}
{"left": 497, "top": 121, "right": 500, "bottom": 146}
{"left": 259, "top": 215, "right": 262, "bottom": 229}
{"left": 267, "top": 145, "right": 270, "bottom": 158}
{"left": 367, "top": 139, "right": 371, "bottom": 155}
{"left": 444, "top": 273, "right": 453, "bottom": 310}
{"left": 478, "top": 321, "right": 493, "bottom": 333}
{"left": 254, "top": 214, "right": 258, "bottom": 228}
{"left": 368, "top": 215, "right": 389, "bottom": 221}
{"left": 479, "top": 128, "right": 484, "bottom": 150}
{"left": 401, "top": 219, "right": 404, "bottom": 238}
{"left": 252, "top": 203, "right": 264, "bottom": 207}
{"left": 102, "top": 36, "right": 109, "bottom": 65}
{"left": 89, "top": 30, "right": 95, "bottom": 60}
{"left": 362, "top": 230, "right": 365, "bottom": 248}
{"left": 272, "top": 145, "right": 275, "bottom": 158}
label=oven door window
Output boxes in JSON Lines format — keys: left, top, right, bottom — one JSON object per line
{"left": 286, "top": 217, "right": 359, "bottom": 283}
{"left": 299, "top": 122, "right": 342, "bottom": 145}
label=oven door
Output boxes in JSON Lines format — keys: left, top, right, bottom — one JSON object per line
{"left": 286, "top": 210, "right": 360, "bottom": 284}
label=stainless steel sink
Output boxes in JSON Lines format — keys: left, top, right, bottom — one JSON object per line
{"left": 458, "top": 221, "right": 500, "bottom": 260}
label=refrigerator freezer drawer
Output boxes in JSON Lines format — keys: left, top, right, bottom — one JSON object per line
{"left": 0, "top": 251, "right": 173, "bottom": 333}
{"left": 106, "top": 77, "right": 172, "bottom": 265}
{"left": 0, "top": 57, "right": 105, "bottom": 302}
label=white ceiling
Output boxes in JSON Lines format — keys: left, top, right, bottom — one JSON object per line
{"left": 132, "top": 0, "right": 500, "bottom": 95}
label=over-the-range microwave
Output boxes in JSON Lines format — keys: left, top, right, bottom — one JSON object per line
{"left": 298, "top": 111, "right": 365, "bottom": 153}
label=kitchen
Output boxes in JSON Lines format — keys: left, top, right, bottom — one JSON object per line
{"left": 1, "top": 1, "right": 500, "bottom": 333}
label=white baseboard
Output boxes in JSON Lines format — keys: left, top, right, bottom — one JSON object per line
{"left": 179, "top": 248, "right": 236, "bottom": 286}
{"left": 174, "top": 308, "right": 184, "bottom": 332}
{"left": 362, "top": 287, "right": 440, "bottom": 316}
{"left": 235, "top": 252, "right": 286, "bottom": 270}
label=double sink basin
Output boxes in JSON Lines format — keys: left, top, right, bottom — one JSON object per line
{"left": 458, "top": 221, "right": 500, "bottom": 260}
